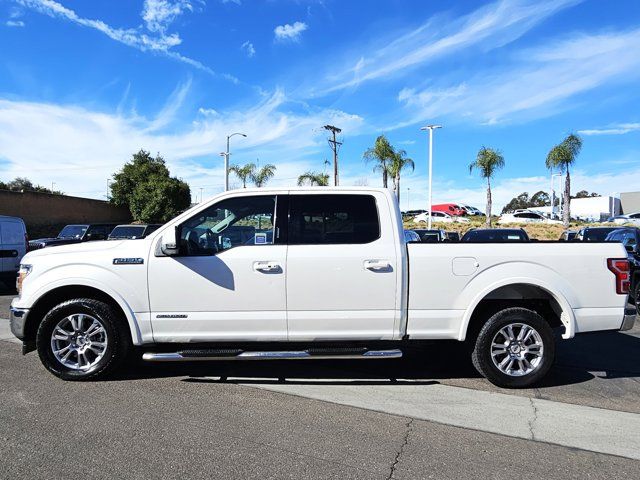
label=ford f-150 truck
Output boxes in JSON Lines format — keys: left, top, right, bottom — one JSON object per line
{"left": 10, "top": 188, "right": 637, "bottom": 387}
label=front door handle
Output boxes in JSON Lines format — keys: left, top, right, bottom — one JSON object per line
{"left": 364, "top": 259, "right": 391, "bottom": 271}
{"left": 253, "top": 261, "right": 282, "bottom": 273}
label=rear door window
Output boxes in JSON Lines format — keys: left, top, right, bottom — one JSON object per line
{"left": 288, "top": 194, "right": 380, "bottom": 245}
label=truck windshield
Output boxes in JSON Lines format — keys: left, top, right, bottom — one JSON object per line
{"left": 462, "top": 230, "right": 528, "bottom": 242}
{"left": 109, "top": 226, "right": 146, "bottom": 239}
{"left": 583, "top": 228, "right": 619, "bottom": 242}
{"left": 58, "top": 225, "right": 88, "bottom": 239}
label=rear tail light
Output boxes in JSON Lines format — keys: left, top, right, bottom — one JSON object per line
{"left": 607, "top": 258, "right": 630, "bottom": 294}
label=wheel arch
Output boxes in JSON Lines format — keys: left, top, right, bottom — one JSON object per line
{"left": 459, "top": 279, "right": 576, "bottom": 342}
{"left": 23, "top": 283, "right": 142, "bottom": 352}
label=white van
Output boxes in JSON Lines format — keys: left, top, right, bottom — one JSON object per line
{"left": 0, "top": 216, "right": 28, "bottom": 285}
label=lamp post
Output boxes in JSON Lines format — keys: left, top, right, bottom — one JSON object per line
{"left": 420, "top": 125, "right": 442, "bottom": 229}
{"left": 222, "top": 132, "right": 247, "bottom": 191}
{"left": 407, "top": 187, "right": 410, "bottom": 211}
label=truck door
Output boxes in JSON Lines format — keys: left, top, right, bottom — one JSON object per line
{"left": 148, "top": 194, "right": 288, "bottom": 342}
{"left": 285, "top": 193, "right": 400, "bottom": 341}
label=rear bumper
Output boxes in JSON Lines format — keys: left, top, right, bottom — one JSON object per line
{"left": 9, "top": 306, "right": 28, "bottom": 340}
{"left": 621, "top": 304, "right": 637, "bottom": 331}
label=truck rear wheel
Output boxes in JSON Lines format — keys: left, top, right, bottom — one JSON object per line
{"left": 36, "top": 298, "right": 131, "bottom": 381}
{"left": 471, "top": 307, "right": 555, "bottom": 388}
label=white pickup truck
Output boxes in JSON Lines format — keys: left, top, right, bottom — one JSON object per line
{"left": 10, "top": 188, "right": 636, "bottom": 387}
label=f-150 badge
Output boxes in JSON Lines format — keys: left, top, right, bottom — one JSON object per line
{"left": 113, "top": 258, "right": 144, "bottom": 265}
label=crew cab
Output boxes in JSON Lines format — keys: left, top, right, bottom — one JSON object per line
{"left": 10, "top": 188, "right": 636, "bottom": 388}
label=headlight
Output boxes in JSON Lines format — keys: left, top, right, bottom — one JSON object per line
{"left": 16, "top": 264, "right": 32, "bottom": 296}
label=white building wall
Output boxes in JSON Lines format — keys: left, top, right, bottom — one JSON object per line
{"left": 528, "top": 196, "right": 620, "bottom": 221}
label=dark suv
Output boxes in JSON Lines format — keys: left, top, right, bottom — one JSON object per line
{"left": 29, "top": 224, "right": 118, "bottom": 250}
{"left": 605, "top": 227, "right": 640, "bottom": 311}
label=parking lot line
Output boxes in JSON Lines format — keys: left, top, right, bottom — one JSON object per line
{"left": 237, "top": 379, "right": 640, "bottom": 461}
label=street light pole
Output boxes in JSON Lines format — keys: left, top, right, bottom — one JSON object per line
{"left": 420, "top": 125, "right": 442, "bottom": 229}
{"left": 223, "top": 132, "right": 247, "bottom": 191}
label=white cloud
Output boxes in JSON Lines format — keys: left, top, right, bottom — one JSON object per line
{"left": 6, "top": 20, "right": 25, "bottom": 27}
{"left": 274, "top": 21, "right": 307, "bottom": 42}
{"left": 393, "top": 28, "right": 640, "bottom": 127}
{"left": 0, "top": 88, "right": 364, "bottom": 199}
{"left": 15, "top": 0, "right": 235, "bottom": 81}
{"left": 241, "top": 40, "right": 256, "bottom": 58}
{"left": 142, "top": 0, "right": 193, "bottom": 34}
{"left": 316, "top": 0, "right": 581, "bottom": 95}
{"left": 578, "top": 123, "right": 640, "bottom": 136}
{"left": 221, "top": 0, "right": 241, "bottom": 4}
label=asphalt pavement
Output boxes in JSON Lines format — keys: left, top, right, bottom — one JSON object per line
{"left": 1, "top": 285, "right": 639, "bottom": 479}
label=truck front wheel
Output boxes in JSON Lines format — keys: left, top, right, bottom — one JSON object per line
{"left": 36, "top": 298, "right": 131, "bottom": 381}
{"left": 471, "top": 308, "right": 555, "bottom": 388}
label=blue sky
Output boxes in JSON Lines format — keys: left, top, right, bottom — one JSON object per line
{"left": 1, "top": 0, "right": 639, "bottom": 209}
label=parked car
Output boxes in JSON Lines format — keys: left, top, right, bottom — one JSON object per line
{"left": 0, "top": 215, "right": 28, "bottom": 285}
{"left": 414, "top": 211, "right": 470, "bottom": 224}
{"left": 498, "top": 212, "right": 562, "bottom": 225}
{"left": 432, "top": 203, "right": 467, "bottom": 216}
{"left": 29, "top": 224, "right": 118, "bottom": 250}
{"left": 108, "top": 224, "right": 162, "bottom": 240}
{"left": 604, "top": 227, "right": 640, "bottom": 311}
{"left": 11, "top": 188, "right": 634, "bottom": 388}
{"left": 403, "top": 230, "right": 421, "bottom": 243}
{"left": 411, "top": 229, "right": 448, "bottom": 242}
{"left": 608, "top": 213, "right": 640, "bottom": 226}
{"left": 574, "top": 227, "right": 621, "bottom": 242}
{"left": 461, "top": 205, "right": 482, "bottom": 216}
{"left": 559, "top": 230, "right": 578, "bottom": 241}
{"left": 461, "top": 228, "right": 530, "bottom": 243}
{"left": 445, "top": 231, "right": 460, "bottom": 242}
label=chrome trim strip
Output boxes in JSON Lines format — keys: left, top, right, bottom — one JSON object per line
{"left": 142, "top": 349, "right": 403, "bottom": 362}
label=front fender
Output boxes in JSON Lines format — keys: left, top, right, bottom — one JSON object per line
{"left": 456, "top": 262, "right": 577, "bottom": 341}
{"left": 19, "top": 264, "right": 150, "bottom": 345}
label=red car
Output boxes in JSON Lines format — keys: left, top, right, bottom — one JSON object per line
{"left": 431, "top": 203, "right": 466, "bottom": 216}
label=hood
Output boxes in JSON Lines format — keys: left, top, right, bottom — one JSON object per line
{"left": 23, "top": 240, "right": 127, "bottom": 260}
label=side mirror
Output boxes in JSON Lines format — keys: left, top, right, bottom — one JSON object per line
{"left": 161, "top": 227, "right": 180, "bottom": 256}
{"left": 625, "top": 245, "right": 635, "bottom": 254}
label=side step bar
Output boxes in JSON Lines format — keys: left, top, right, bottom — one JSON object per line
{"left": 142, "top": 349, "right": 403, "bottom": 362}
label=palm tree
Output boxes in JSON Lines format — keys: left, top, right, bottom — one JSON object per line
{"left": 545, "top": 133, "right": 582, "bottom": 228}
{"left": 251, "top": 164, "right": 276, "bottom": 187}
{"left": 363, "top": 135, "right": 395, "bottom": 188}
{"left": 469, "top": 147, "right": 505, "bottom": 227}
{"left": 228, "top": 163, "right": 256, "bottom": 188}
{"left": 387, "top": 149, "right": 414, "bottom": 201}
{"left": 297, "top": 171, "right": 329, "bottom": 186}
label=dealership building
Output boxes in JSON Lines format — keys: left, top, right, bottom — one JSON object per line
{"left": 621, "top": 191, "right": 640, "bottom": 214}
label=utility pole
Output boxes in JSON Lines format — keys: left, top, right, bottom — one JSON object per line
{"left": 221, "top": 132, "right": 247, "bottom": 191}
{"left": 323, "top": 125, "right": 342, "bottom": 186}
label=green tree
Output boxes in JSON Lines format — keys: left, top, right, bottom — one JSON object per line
{"left": 469, "top": 147, "right": 505, "bottom": 227}
{"left": 545, "top": 133, "right": 582, "bottom": 227}
{"left": 530, "top": 190, "right": 550, "bottom": 207}
{"left": 387, "top": 149, "right": 414, "bottom": 201}
{"left": 110, "top": 149, "right": 191, "bottom": 222}
{"left": 1, "top": 177, "right": 63, "bottom": 194}
{"left": 573, "top": 190, "right": 600, "bottom": 199}
{"left": 363, "top": 135, "right": 395, "bottom": 188}
{"left": 251, "top": 164, "right": 276, "bottom": 187}
{"left": 297, "top": 171, "right": 329, "bottom": 186}
{"left": 502, "top": 192, "right": 530, "bottom": 214}
{"left": 229, "top": 163, "right": 256, "bottom": 188}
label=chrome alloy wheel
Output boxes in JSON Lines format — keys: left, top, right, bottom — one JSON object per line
{"left": 50, "top": 314, "right": 108, "bottom": 371}
{"left": 490, "top": 323, "right": 544, "bottom": 377}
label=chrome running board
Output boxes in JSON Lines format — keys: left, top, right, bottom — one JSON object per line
{"left": 142, "top": 349, "right": 403, "bottom": 362}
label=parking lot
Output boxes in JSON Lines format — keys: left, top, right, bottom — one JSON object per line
{"left": 1, "top": 286, "right": 639, "bottom": 479}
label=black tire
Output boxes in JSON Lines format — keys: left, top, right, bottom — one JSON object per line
{"left": 36, "top": 298, "right": 131, "bottom": 381}
{"left": 471, "top": 307, "right": 555, "bottom": 388}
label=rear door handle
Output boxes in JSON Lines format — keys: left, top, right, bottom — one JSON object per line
{"left": 364, "top": 259, "right": 391, "bottom": 271}
{"left": 253, "top": 261, "right": 282, "bottom": 273}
